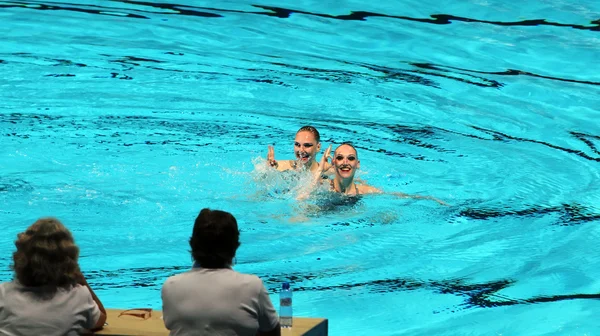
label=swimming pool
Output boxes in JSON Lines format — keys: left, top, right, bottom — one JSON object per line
{"left": 1, "top": 0, "right": 599, "bottom": 334}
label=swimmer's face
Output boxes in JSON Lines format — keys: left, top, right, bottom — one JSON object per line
{"left": 333, "top": 144, "right": 360, "bottom": 179}
{"left": 293, "top": 131, "right": 321, "bottom": 166}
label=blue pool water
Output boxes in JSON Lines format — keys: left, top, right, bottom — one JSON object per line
{"left": 1, "top": 0, "right": 600, "bottom": 335}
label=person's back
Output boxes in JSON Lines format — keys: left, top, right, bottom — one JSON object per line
{"left": 162, "top": 267, "right": 277, "bottom": 336}
{"left": 0, "top": 217, "right": 106, "bottom": 336}
{"left": 0, "top": 281, "right": 100, "bottom": 336}
{"left": 161, "top": 208, "right": 280, "bottom": 336}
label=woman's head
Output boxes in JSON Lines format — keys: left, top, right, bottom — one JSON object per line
{"left": 12, "top": 218, "right": 81, "bottom": 288}
{"left": 189, "top": 208, "right": 241, "bottom": 268}
{"left": 333, "top": 142, "right": 360, "bottom": 180}
{"left": 294, "top": 126, "right": 322, "bottom": 167}
{"left": 296, "top": 125, "right": 320, "bottom": 143}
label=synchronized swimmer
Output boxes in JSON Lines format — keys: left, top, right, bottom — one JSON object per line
{"left": 266, "top": 125, "right": 448, "bottom": 206}
{"left": 267, "top": 125, "right": 332, "bottom": 174}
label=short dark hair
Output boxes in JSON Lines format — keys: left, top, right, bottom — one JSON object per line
{"left": 12, "top": 218, "right": 81, "bottom": 289}
{"left": 335, "top": 142, "right": 358, "bottom": 159}
{"left": 189, "top": 208, "right": 241, "bottom": 268}
{"left": 297, "top": 126, "right": 320, "bottom": 143}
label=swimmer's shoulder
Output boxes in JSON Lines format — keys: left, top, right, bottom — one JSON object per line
{"left": 357, "top": 184, "right": 382, "bottom": 195}
{"left": 276, "top": 160, "right": 294, "bottom": 172}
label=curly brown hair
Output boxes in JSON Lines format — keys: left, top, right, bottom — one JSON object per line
{"left": 12, "top": 218, "right": 81, "bottom": 288}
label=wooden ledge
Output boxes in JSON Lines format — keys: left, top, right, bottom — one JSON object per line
{"left": 94, "top": 309, "right": 328, "bottom": 336}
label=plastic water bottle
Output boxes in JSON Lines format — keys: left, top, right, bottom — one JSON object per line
{"left": 279, "top": 282, "right": 293, "bottom": 328}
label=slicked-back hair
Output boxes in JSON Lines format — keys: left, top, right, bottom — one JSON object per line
{"left": 189, "top": 208, "right": 241, "bottom": 269}
{"left": 296, "top": 126, "right": 321, "bottom": 143}
{"left": 12, "top": 218, "right": 81, "bottom": 289}
{"left": 335, "top": 142, "right": 359, "bottom": 159}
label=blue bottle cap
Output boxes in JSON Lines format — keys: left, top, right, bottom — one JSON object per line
{"left": 282, "top": 282, "right": 290, "bottom": 290}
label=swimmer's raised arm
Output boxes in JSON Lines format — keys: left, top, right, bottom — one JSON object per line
{"left": 317, "top": 144, "right": 332, "bottom": 177}
{"left": 266, "top": 145, "right": 293, "bottom": 171}
{"left": 316, "top": 149, "right": 333, "bottom": 176}
{"left": 267, "top": 145, "right": 277, "bottom": 168}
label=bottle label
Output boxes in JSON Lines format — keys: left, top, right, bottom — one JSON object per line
{"left": 280, "top": 298, "right": 292, "bottom": 306}
{"left": 280, "top": 316, "right": 293, "bottom": 328}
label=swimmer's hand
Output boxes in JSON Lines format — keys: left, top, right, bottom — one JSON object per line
{"left": 318, "top": 144, "right": 332, "bottom": 174}
{"left": 267, "top": 145, "right": 278, "bottom": 169}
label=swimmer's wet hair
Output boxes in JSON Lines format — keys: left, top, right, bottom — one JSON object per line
{"left": 297, "top": 125, "right": 320, "bottom": 143}
{"left": 335, "top": 142, "right": 358, "bottom": 159}
{"left": 190, "top": 208, "right": 241, "bottom": 268}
